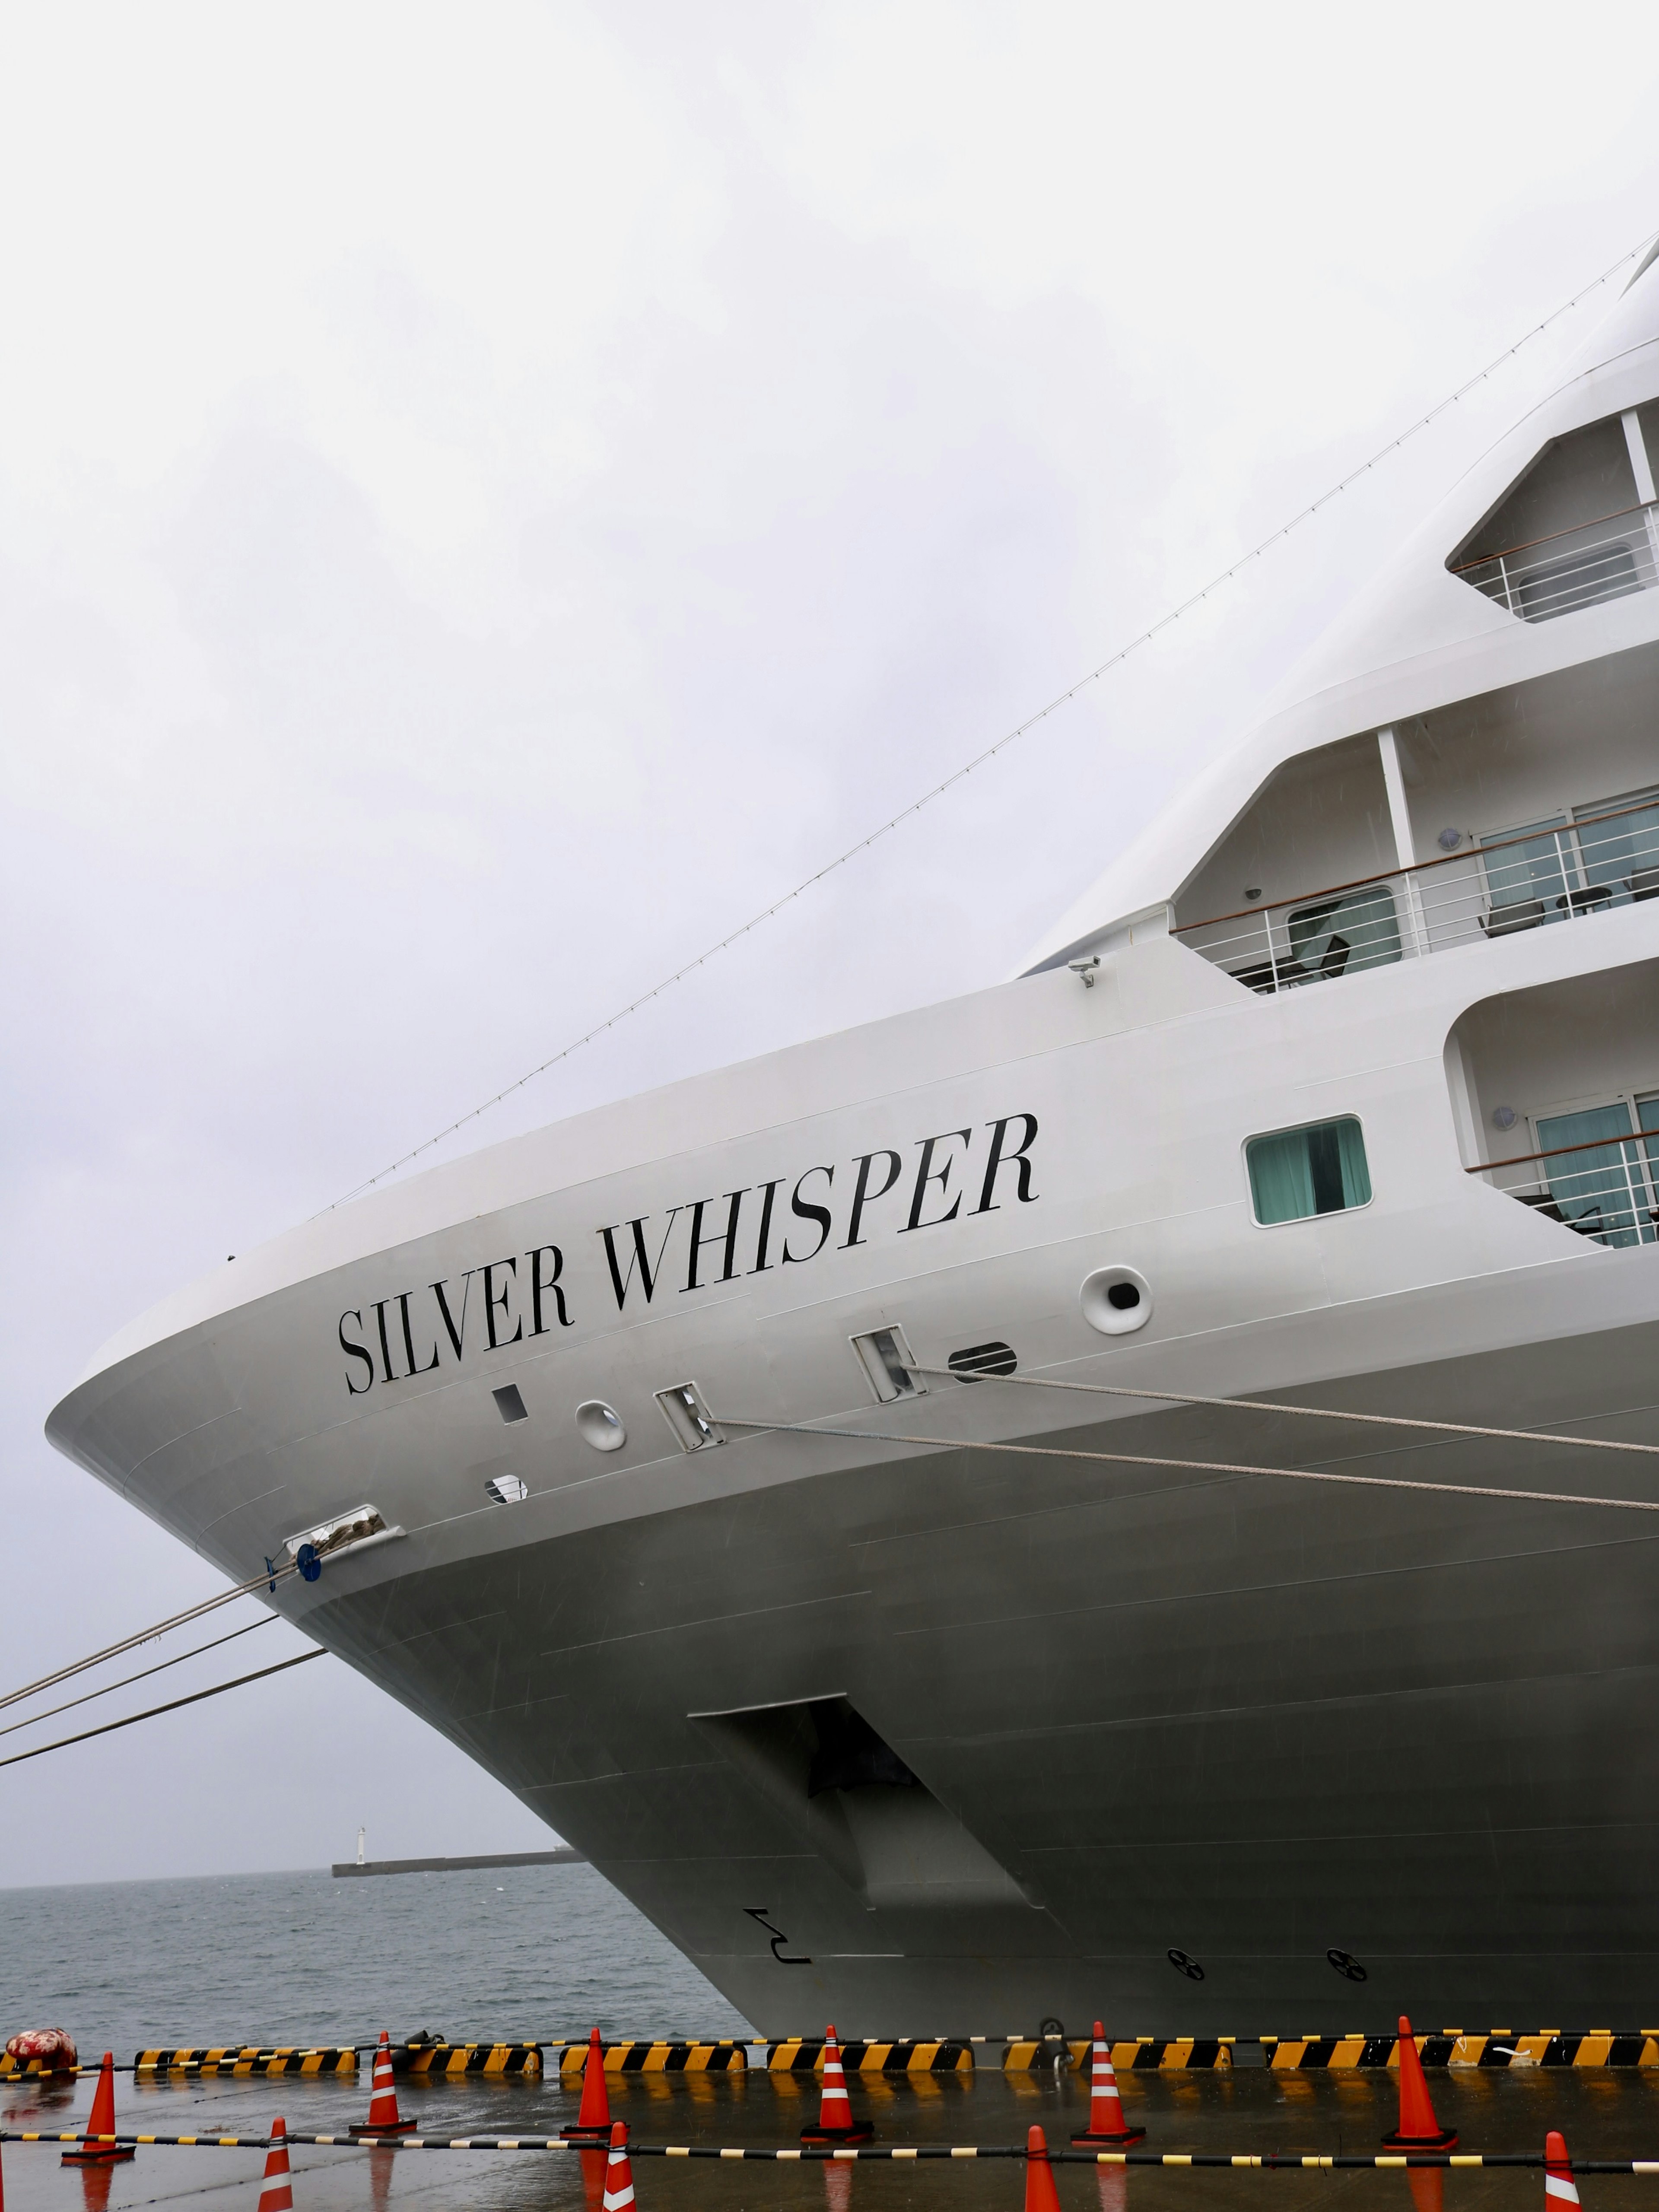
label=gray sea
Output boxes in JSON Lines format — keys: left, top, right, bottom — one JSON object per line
{"left": 0, "top": 1862, "right": 750, "bottom": 2056}
{"left": 5, "top": 1865, "right": 1659, "bottom": 2212}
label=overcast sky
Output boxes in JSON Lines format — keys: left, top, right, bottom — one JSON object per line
{"left": 4, "top": 3, "right": 1659, "bottom": 1888}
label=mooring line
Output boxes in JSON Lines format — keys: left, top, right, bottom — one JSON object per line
{"left": 0, "top": 1651, "right": 324, "bottom": 1771}
{"left": 5, "top": 2132, "right": 1658, "bottom": 2171}
{"left": 906, "top": 1367, "right": 1659, "bottom": 1459}
{"left": 0, "top": 1615, "right": 277, "bottom": 1743}
{"left": 0, "top": 1560, "right": 301, "bottom": 1717}
{"left": 715, "top": 1417, "right": 1659, "bottom": 1516}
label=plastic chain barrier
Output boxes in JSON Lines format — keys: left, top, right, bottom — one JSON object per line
{"left": 9, "top": 2130, "right": 1659, "bottom": 2169}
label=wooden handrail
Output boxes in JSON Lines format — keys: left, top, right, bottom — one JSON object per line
{"left": 1468, "top": 1130, "right": 1658, "bottom": 1176}
{"left": 1448, "top": 498, "right": 1655, "bottom": 575}
{"left": 1174, "top": 793, "right": 1659, "bottom": 937}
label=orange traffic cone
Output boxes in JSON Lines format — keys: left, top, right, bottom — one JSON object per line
{"left": 1382, "top": 2017, "right": 1456, "bottom": 2149}
{"left": 1025, "top": 2126, "right": 1063, "bottom": 2212}
{"left": 801, "top": 2026, "right": 873, "bottom": 2144}
{"left": 561, "top": 2028, "right": 614, "bottom": 2143}
{"left": 62, "top": 2054, "right": 134, "bottom": 2166}
{"left": 1072, "top": 2022, "right": 1144, "bottom": 2147}
{"left": 1545, "top": 2131, "right": 1580, "bottom": 2212}
{"left": 602, "top": 2122, "right": 636, "bottom": 2212}
{"left": 350, "top": 2032, "right": 416, "bottom": 2136}
{"left": 257, "top": 2118, "right": 294, "bottom": 2212}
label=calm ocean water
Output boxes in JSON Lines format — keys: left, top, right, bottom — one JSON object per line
{"left": 0, "top": 1862, "right": 751, "bottom": 2054}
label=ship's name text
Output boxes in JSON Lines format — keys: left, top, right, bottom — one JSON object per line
{"left": 336, "top": 1112, "right": 1038, "bottom": 1396}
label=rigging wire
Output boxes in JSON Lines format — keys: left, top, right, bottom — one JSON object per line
{"left": 0, "top": 1614, "right": 276, "bottom": 1743}
{"left": 327, "top": 226, "right": 1659, "bottom": 1214}
{"left": 0, "top": 1649, "right": 324, "bottom": 1772}
{"left": 905, "top": 1366, "right": 1659, "bottom": 1457}
{"left": 714, "top": 1416, "right": 1659, "bottom": 1517}
{"left": 0, "top": 1558, "right": 299, "bottom": 1719}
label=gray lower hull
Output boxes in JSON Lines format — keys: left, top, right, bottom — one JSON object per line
{"left": 306, "top": 1319, "right": 1659, "bottom": 2038}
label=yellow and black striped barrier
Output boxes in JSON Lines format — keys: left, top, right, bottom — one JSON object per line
{"left": 989, "top": 2039, "right": 1233, "bottom": 2072}
{"left": 766, "top": 2040, "right": 971, "bottom": 2074}
{"left": 394, "top": 2043, "right": 541, "bottom": 2077}
{"left": 8, "top": 2128, "right": 1659, "bottom": 2171}
{"left": 1262, "top": 2032, "right": 1659, "bottom": 2070}
{"left": 553, "top": 2041, "right": 745, "bottom": 2075}
{"left": 132, "top": 2050, "right": 358, "bottom": 2077}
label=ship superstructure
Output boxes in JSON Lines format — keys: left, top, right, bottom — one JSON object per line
{"left": 48, "top": 251, "right": 1659, "bottom": 2035}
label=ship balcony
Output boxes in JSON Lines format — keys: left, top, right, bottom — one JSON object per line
{"left": 1448, "top": 959, "right": 1659, "bottom": 1250}
{"left": 1176, "top": 792, "right": 1659, "bottom": 995}
{"left": 1450, "top": 498, "right": 1659, "bottom": 623}
{"left": 1471, "top": 1127, "right": 1659, "bottom": 1248}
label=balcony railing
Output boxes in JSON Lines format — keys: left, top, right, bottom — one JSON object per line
{"left": 1176, "top": 795, "right": 1659, "bottom": 995}
{"left": 1451, "top": 500, "right": 1659, "bottom": 622}
{"left": 1470, "top": 1132, "right": 1659, "bottom": 1249}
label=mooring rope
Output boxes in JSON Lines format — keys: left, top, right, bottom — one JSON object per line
{"left": 0, "top": 1560, "right": 300, "bottom": 1719}
{"left": 906, "top": 1367, "right": 1659, "bottom": 1458}
{"left": 0, "top": 1650, "right": 323, "bottom": 1771}
{"left": 715, "top": 1417, "right": 1659, "bottom": 1516}
{"left": 4, "top": 2131, "right": 1655, "bottom": 2171}
{"left": 0, "top": 1614, "right": 277, "bottom": 1743}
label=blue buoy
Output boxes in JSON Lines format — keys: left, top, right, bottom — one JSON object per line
{"left": 297, "top": 1543, "right": 322, "bottom": 1583}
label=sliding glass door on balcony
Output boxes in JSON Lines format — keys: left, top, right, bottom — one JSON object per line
{"left": 1531, "top": 1103, "right": 1657, "bottom": 1246}
{"left": 1478, "top": 791, "right": 1659, "bottom": 935}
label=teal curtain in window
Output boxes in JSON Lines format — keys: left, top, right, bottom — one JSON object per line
{"left": 1248, "top": 1129, "right": 1316, "bottom": 1224}
{"left": 1248, "top": 1118, "right": 1370, "bottom": 1224}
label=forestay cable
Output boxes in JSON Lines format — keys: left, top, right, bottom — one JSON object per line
{"left": 326, "top": 227, "right": 1659, "bottom": 1212}
{"left": 906, "top": 1367, "right": 1659, "bottom": 1457}
{"left": 715, "top": 1417, "right": 1659, "bottom": 1516}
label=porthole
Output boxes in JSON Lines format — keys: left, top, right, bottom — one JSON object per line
{"left": 492, "top": 1383, "right": 529, "bottom": 1423}
{"left": 1167, "top": 1948, "right": 1205, "bottom": 1981}
{"left": 485, "top": 1474, "right": 529, "bottom": 1505}
{"left": 1080, "top": 1265, "right": 1153, "bottom": 1337}
{"left": 575, "top": 1399, "right": 627, "bottom": 1453}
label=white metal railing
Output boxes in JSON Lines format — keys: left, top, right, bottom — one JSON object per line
{"left": 1452, "top": 500, "right": 1659, "bottom": 622}
{"left": 1470, "top": 1132, "right": 1659, "bottom": 1249}
{"left": 1176, "top": 795, "right": 1659, "bottom": 994}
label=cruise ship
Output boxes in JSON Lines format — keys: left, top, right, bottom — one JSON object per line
{"left": 48, "top": 245, "right": 1659, "bottom": 2039}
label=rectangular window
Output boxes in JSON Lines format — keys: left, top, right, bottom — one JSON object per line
{"left": 1286, "top": 884, "right": 1402, "bottom": 980}
{"left": 1247, "top": 1116, "right": 1372, "bottom": 1225}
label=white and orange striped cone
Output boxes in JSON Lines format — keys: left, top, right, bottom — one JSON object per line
{"left": 562, "top": 2027, "right": 614, "bottom": 2143}
{"left": 800, "top": 2025, "right": 874, "bottom": 2144}
{"left": 602, "top": 2123, "right": 636, "bottom": 2212}
{"left": 1072, "top": 2022, "right": 1145, "bottom": 2147}
{"left": 349, "top": 2032, "right": 416, "bottom": 2136}
{"left": 257, "top": 2118, "right": 294, "bottom": 2212}
{"left": 1546, "top": 2131, "right": 1580, "bottom": 2212}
